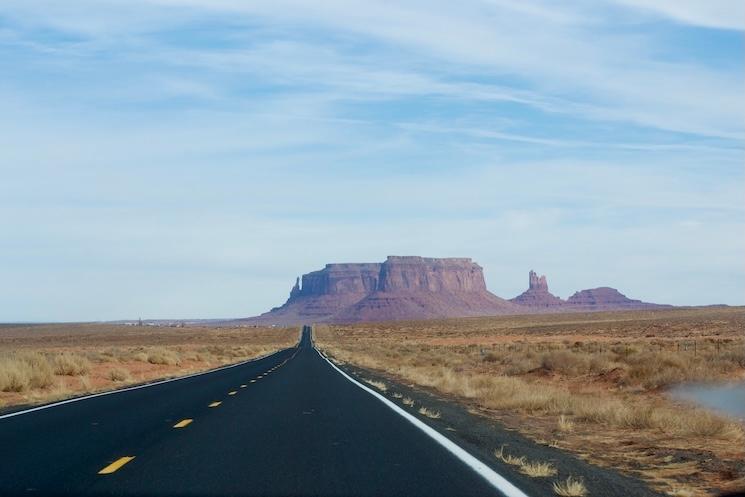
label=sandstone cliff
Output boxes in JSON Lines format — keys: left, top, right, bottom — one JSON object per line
{"left": 247, "top": 263, "right": 382, "bottom": 325}
{"left": 242, "top": 260, "right": 669, "bottom": 325}
{"left": 335, "top": 257, "right": 518, "bottom": 322}
{"left": 377, "top": 256, "right": 487, "bottom": 293}
{"left": 245, "top": 256, "right": 519, "bottom": 325}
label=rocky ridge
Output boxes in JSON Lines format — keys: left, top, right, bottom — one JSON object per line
{"left": 508, "top": 271, "right": 667, "bottom": 312}
{"left": 566, "top": 287, "right": 663, "bottom": 310}
{"left": 242, "top": 258, "right": 669, "bottom": 325}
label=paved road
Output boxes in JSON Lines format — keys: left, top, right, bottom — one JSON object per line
{"left": 0, "top": 326, "right": 524, "bottom": 497}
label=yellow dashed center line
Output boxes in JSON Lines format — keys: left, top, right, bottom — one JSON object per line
{"left": 95, "top": 360, "right": 297, "bottom": 479}
{"left": 173, "top": 419, "right": 193, "bottom": 428}
{"left": 98, "top": 456, "right": 135, "bottom": 475}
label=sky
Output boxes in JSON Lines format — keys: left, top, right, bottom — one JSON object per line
{"left": 0, "top": 0, "right": 743, "bottom": 321}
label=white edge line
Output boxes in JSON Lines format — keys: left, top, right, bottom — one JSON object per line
{"left": 0, "top": 348, "right": 287, "bottom": 421}
{"left": 316, "top": 347, "right": 530, "bottom": 497}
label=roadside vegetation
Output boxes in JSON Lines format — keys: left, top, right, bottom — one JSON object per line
{"left": 553, "top": 476, "right": 587, "bottom": 496}
{"left": 315, "top": 307, "right": 745, "bottom": 497}
{"left": 0, "top": 324, "right": 297, "bottom": 408}
{"left": 364, "top": 378, "right": 388, "bottom": 391}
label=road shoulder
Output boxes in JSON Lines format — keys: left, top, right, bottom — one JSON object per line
{"left": 331, "top": 359, "right": 663, "bottom": 497}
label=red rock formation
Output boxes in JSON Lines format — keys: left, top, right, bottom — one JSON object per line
{"left": 377, "top": 256, "right": 488, "bottom": 293}
{"left": 566, "top": 287, "right": 665, "bottom": 309}
{"left": 247, "top": 263, "right": 382, "bottom": 325}
{"left": 336, "top": 257, "right": 518, "bottom": 322}
{"left": 510, "top": 270, "right": 565, "bottom": 308}
{"left": 529, "top": 271, "right": 548, "bottom": 292}
{"left": 240, "top": 260, "right": 669, "bottom": 325}
{"left": 244, "top": 256, "right": 519, "bottom": 324}
{"left": 298, "top": 263, "right": 381, "bottom": 296}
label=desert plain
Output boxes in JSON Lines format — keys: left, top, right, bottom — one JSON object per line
{"left": 1, "top": 307, "right": 743, "bottom": 497}
{"left": 0, "top": 323, "right": 296, "bottom": 408}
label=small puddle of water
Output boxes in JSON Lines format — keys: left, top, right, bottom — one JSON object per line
{"left": 668, "top": 382, "right": 745, "bottom": 420}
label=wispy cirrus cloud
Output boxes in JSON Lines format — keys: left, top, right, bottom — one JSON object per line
{"left": 0, "top": 1, "right": 742, "bottom": 320}
{"left": 612, "top": 0, "right": 745, "bottom": 30}
{"left": 2, "top": 0, "right": 743, "bottom": 137}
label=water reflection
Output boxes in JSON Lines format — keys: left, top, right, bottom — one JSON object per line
{"left": 669, "top": 382, "right": 745, "bottom": 419}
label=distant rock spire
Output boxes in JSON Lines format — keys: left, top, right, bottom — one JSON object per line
{"left": 511, "top": 270, "right": 564, "bottom": 307}
{"left": 528, "top": 270, "right": 549, "bottom": 292}
{"left": 289, "top": 277, "right": 301, "bottom": 299}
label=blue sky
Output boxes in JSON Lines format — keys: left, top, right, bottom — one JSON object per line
{"left": 1, "top": 0, "right": 743, "bottom": 321}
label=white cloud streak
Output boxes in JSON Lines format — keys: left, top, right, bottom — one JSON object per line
{"left": 1, "top": 0, "right": 743, "bottom": 138}
{"left": 0, "top": 1, "right": 743, "bottom": 320}
{"left": 612, "top": 0, "right": 745, "bottom": 30}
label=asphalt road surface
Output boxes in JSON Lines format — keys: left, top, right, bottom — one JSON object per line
{"left": 0, "top": 326, "right": 527, "bottom": 497}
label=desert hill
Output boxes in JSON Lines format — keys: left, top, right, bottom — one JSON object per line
{"left": 566, "top": 287, "right": 665, "bottom": 310}
{"left": 508, "top": 271, "right": 668, "bottom": 312}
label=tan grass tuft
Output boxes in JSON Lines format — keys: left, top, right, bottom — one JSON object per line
{"left": 79, "top": 375, "right": 92, "bottom": 392}
{"left": 557, "top": 415, "right": 574, "bottom": 432}
{"left": 494, "top": 446, "right": 526, "bottom": 466}
{"left": 132, "top": 351, "right": 149, "bottom": 362}
{"left": 418, "top": 406, "right": 441, "bottom": 419}
{"left": 666, "top": 487, "right": 695, "bottom": 497}
{"left": 402, "top": 397, "right": 415, "bottom": 407}
{"left": 53, "top": 353, "right": 91, "bottom": 376}
{"left": 0, "top": 360, "right": 31, "bottom": 392}
{"left": 146, "top": 348, "right": 182, "bottom": 366}
{"left": 666, "top": 486, "right": 696, "bottom": 497}
{"left": 107, "top": 367, "right": 131, "bottom": 382}
{"left": 364, "top": 379, "right": 388, "bottom": 391}
{"left": 552, "top": 476, "right": 587, "bottom": 496}
{"left": 520, "top": 460, "right": 558, "bottom": 477}
{"left": 0, "top": 352, "right": 55, "bottom": 392}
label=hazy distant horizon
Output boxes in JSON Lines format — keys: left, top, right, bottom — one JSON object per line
{"left": 1, "top": 257, "right": 741, "bottom": 323}
{"left": 1, "top": 1, "right": 743, "bottom": 321}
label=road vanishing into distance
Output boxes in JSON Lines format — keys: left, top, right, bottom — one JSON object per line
{"left": 0, "top": 326, "right": 527, "bottom": 497}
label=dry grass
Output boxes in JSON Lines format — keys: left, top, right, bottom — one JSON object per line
{"left": 364, "top": 379, "right": 388, "bottom": 391}
{"left": 322, "top": 346, "right": 743, "bottom": 440}
{"left": 145, "top": 348, "right": 181, "bottom": 366}
{"left": 0, "top": 323, "right": 297, "bottom": 408}
{"left": 557, "top": 415, "right": 574, "bottom": 432}
{"left": 53, "top": 353, "right": 91, "bottom": 376}
{"left": 666, "top": 487, "right": 696, "bottom": 497}
{"left": 315, "top": 307, "right": 745, "bottom": 497}
{"left": 418, "top": 406, "right": 441, "bottom": 419}
{"left": 107, "top": 367, "right": 131, "bottom": 382}
{"left": 553, "top": 476, "right": 587, "bottom": 496}
{"left": 0, "top": 352, "right": 55, "bottom": 392}
{"left": 494, "top": 446, "right": 526, "bottom": 466}
{"left": 402, "top": 396, "right": 415, "bottom": 407}
{"left": 392, "top": 392, "right": 403, "bottom": 398}
{"left": 520, "top": 460, "right": 558, "bottom": 478}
